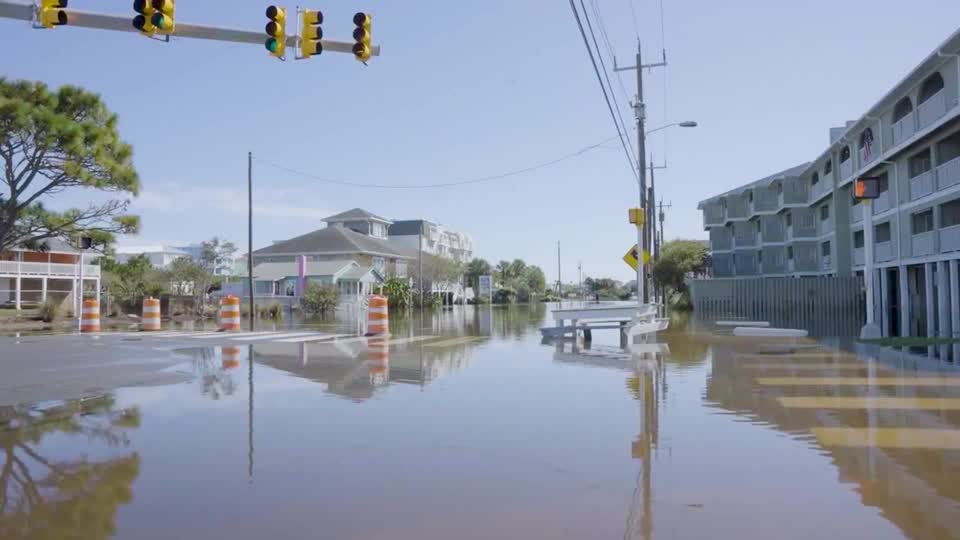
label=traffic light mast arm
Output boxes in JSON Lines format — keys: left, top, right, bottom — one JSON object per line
{"left": 0, "top": 0, "right": 380, "bottom": 56}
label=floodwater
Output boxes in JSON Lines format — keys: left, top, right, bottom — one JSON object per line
{"left": 2, "top": 305, "right": 960, "bottom": 539}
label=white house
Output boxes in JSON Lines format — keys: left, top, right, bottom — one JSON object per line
{"left": 0, "top": 239, "right": 100, "bottom": 310}
{"left": 114, "top": 245, "right": 189, "bottom": 269}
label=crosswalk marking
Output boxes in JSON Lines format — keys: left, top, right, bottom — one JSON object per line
{"left": 275, "top": 333, "right": 352, "bottom": 343}
{"left": 422, "top": 336, "right": 484, "bottom": 348}
{"left": 779, "top": 397, "right": 960, "bottom": 410}
{"left": 182, "top": 332, "right": 242, "bottom": 339}
{"left": 232, "top": 332, "right": 321, "bottom": 341}
{"left": 812, "top": 427, "right": 960, "bottom": 449}
{"left": 757, "top": 376, "right": 960, "bottom": 386}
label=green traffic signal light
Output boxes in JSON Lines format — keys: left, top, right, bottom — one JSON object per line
{"left": 265, "top": 37, "right": 278, "bottom": 53}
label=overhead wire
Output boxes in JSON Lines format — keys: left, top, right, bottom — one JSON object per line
{"left": 568, "top": 0, "right": 639, "bottom": 182}
{"left": 588, "top": 0, "right": 635, "bottom": 143}
{"left": 254, "top": 135, "right": 621, "bottom": 190}
{"left": 627, "top": 0, "right": 640, "bottom": 40}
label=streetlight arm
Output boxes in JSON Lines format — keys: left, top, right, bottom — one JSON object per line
{"left": 645, "top": 121, "right": 698, "bottom": 136}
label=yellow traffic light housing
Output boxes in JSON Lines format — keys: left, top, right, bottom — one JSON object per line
{"left": 352, "top": 12, "right": 371, "bottom": 62}
{"left": 300, "top": 9, "right": 323, "bottom": 58}
{"left": 265, "top": 5, "right": 286, "bottom": 59}
{"left": 150, "top": 0, "right": 175, "bottom": 34}
{"left": 132, "top": 0, "right": 156, "bottom": 34}
{"left": 40, "top": 0, "right": 68, "bottom": 28}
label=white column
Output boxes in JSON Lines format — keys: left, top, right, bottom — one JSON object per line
{"left": 899, "top": 265, "right": 910, "bottom": 336}
{"left": 41, "top": 277, "right": 47, "bottom": 303}
{"left": 951, "top": 259, "right": 960, "bottom": 337}
{"left": 879, "top": 268, "right": 890, "bottom": 337}
{"left": 938, "top": 260, "right": 950, "bottom": 338}
{"left": 14, "top": 275, "right": 21, "bottom": 311}
{"left": 925, "top": 262, "right": 935, "bottom": 338}
{"left": 96, "top": 278, "right": 101, "bottom": 308}
{"left": 863, "top": 202, "right": 875, "bottom": 326}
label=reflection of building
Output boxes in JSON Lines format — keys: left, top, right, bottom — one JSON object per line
{"left": 704, "top": 341, "right": 960, "bottom": 539}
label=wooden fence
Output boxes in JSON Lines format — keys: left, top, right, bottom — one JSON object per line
{"left": 689, "top": 276, "right": 865, "bottom": 337}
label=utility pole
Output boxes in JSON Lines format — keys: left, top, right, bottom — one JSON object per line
{"left": 657, "top": 200, "right": 672, "bottom": 259}
{"left": 616, "top": 41, "right": 667, "bottom": 306}
{"left": 247, "top": 152, "right": 255, "bottom": 332}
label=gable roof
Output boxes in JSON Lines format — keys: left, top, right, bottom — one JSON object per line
{"left": 322, "top": 208, "right": 393, "bottom": 224}
{"left": 252, "top": 259, "right": 358, "bottom": 281}
{"left": 253, "top": 226, "right": 411, "bottom": 258}
{"left": 697, "top": 163, "right": 810, "bottom": 208}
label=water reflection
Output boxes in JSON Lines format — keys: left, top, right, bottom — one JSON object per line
{"left": 0, "top": 395, "right": 141, "bottom": 540}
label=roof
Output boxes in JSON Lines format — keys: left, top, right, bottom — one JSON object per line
{"left": 322, "top": 208, "right": 393, "bottom": 224}
{"left": 389, "top": 219, "right": 427, "bottom": 236}
{"left": 114, "top": 245, "right": 189, "bottom": 255}
{"left": 13, "top": 238, "right": 96, "bottom": 254}
{"left": 340, "top": 266, "right": 379, "bottom": 280}
{"left": 252, "top": 260, "right": 357, "bottom": 281}
{"left": 253, "top": 226, "right": 412, "bottom": 258}
{"left": 697, "top": 163, "right": 809, "bottom": 208}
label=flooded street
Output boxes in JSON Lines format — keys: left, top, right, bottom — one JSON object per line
{"left": 2, "top": 305, "right": 960, "bottom": 539}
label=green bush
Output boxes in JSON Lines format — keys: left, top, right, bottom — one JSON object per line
{"left": 383, "top": 278, "right": 412, "bottom": 309}
{"left": 258, "top": 303, "right": 283, "bottom": 319}
{"left": 302, "top": 283, "right": 339, "bottom": 315}
{"left": 492, "top": 287, "right": 517, "bottom": 304}
{"left": 39, "top": 299, "right": 60, "bottom": 323}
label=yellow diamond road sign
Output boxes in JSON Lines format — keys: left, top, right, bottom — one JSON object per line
{"left": 622, "top": 245, "right": 650, "bottom": 271}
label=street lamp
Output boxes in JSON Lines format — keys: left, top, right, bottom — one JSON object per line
{"left": 646, "top": 121, "right": 698, "bottom": 136}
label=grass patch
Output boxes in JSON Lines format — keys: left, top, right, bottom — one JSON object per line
{"left": 859, "top": 336, "right": 960, "bottom": 346}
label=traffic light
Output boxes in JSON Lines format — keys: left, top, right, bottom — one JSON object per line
{"left": 265, "top": 5, "right": 286, "bottom": 58}
{"left": 854, "top": 177, "right": 880, "bottom": 201}
{"left": 352, "top": 12, "right": 371, "bottom": 62}
{"left": 132, "top": 0, "right": 155, "bottom": 34}
{"left": 40, "top": 0, "right": 68, "bottom": 29}
{"left": 150, "top": 0, "right": 175, "bottom": 34}
{"left": 300, "top": 9, "right": 323, "bottom": 58}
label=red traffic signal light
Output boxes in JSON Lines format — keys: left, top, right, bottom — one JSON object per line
{"left": 854, "top": 177, "right": 880, "bottom": 200}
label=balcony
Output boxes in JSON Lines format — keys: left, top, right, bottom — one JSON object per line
{"left": 789, "top": 210, "right": 817, "bottom": 239}
{"left": 853, "top": 247, "right": 865, "bottom": 265}
{"left": 781, "top": 180, "right": 809, "bottom": 206}
{"left": 733, "top": 230, "right": 758, "bottom": 248}
{"left": 918, "top": 90, "right": 947, "bottom": 130}
{"left": 851, "top": 204, "right": 864, "bottom": 223}
{"left": 703, "top": 205, "right": 725, "bottom": 227}
{"left": 734, "top": 251, "right": 759, "bottom": 276}
{"left": 912, "top": 231, "right": 936, "bottom": 257}
{"left": 839, "top": 159, "right": 854, "bottom": 181}
{"left": 858, "top": 146, "right": 877, "bottom": 167}
{"left": 875, "top": 240, "right": 895, "bottom": 262}
{"left": 909, "top": 171, "right": 936, "bottom": 200}
{"left": 0, "top": 261, "right": 100, "bottom": 278}
{"left": 818, "top": 218, "right": 833, "bottom": 236}
{"left": 810, "top": 178, "right": 831, "bottom": 201}
{"left": 940, "top": 224, "right": 960, "bottom": 253}
{"left": 761, "top": 216, "right": 786, "bottom": 243}
{"left": 892, "top": 112, "right": 917, "bottom": 146}
{"left": 752, "top": 188, "right": 779, "bottom": 212}
{"left": 792, "top": 244, "right": 819, "bottom": 272}
{"left": 712, "top": 254, "right": 735, "bottom": 277}
{"left": 710, "top": 228, "right": 733, "bottom": 251}
{"left": 820, "top": 255, "right": 832, "bottom": 272}
{"left": 873, "top": 190, "right": 892, "bottom": 214}
{"left": 937, "top": 156, "right": 960, "bottom": 190}
{"left": 725, "top": 197, "right": 750, "bottom": 220}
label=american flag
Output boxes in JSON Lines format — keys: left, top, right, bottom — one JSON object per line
{"left": 862, "top": 129, "right": 874, "bottom": 161}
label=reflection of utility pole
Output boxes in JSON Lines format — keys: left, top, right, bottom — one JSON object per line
{"left": 625, "top": 355, "right": 664, "bottom": 540}
{"left": 247, "top": 345, "right": 255, "bottom": 483}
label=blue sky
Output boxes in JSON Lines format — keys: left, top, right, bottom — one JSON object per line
{"left": 4, "top": 0, "right": 960, "bottom": 281}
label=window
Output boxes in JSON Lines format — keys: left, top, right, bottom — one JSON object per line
{"left": 839, "top": 146, "right": 851, "bottom": 163}
{"left": 875, "top": 222, "right": 892, "bottom": 243}
{"left": 811, "top": 173, "right": 819, "bottom": 186}
{"left": 787, "top": 246, "right": 794, "bottom": 260}
{"left": 912, "top": 209, "right": 934, "bottom": 234}
{"left": 786, "top": 213, "right": 792, "bottom": 227}
{"left": 909, "top": 148, "right": 932, "bottom": 178}
{"left": 395, "top": 260, "right": 408, "bottom": 278}
{"left": 942, "top": 199, "right": 960, "bottom": 228}
{"left": 854, "top": 230, "right": 865, "bottom": 248}
{"left": 938, "top": 132, "right": 960, "bottom": 165}
{"left": 893, "top": 97, "right": 913, "bottom": 123}
{"left": 824, "top": 160, "right": 832, "bottom": 175}
{"left": 919, "top": 72, "right": 945, "bottom": 104}
{"left": 878, "top": 173, "right": 889, "bottom": 193}
{"left": 821, "top": 241, "right": 830, "bottom": 257}
{"left": 372, "top": 257, "right": 385, "bottom": 273}
{"left": 820, "top": 204, "right": 830, "bottom": 220}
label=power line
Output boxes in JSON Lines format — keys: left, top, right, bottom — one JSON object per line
{"left": 588, "top": 0, "right": 635, "bottom": 142}
{"left": 255, "top": 135, "right": 620, "bottom": 190}
{"left": 580, "top": 0, "right": 637, "bottom": 166}
{"left": 627, "top": 0, "right": 640, "bottom": 40}
{"left": 568, "top": 0, "right": 638, "bottom": 182}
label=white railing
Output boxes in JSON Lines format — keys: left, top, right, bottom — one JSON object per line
{"left": 710, "top": 230, "right": 733, "bottom": 251}
{"left": 858, "top": 146, "right": 876, "bottom": 167}
{"left": 726, "top": 198, "right": 750, "bottom": 219}
{"left": 892, "top": 112, "right": 917, "bottom": 146}
{"left": 875, "top": 241, "right": 895, "bottom": 262}
{"left": 787, "top": 259, "right": 795, "bottom": 273}
{"left": 753, "top": 190, "right": 779, "bottom": 212}
{"left": 782, "top": 181, "right": 808, "bottom": 205}
{"left": 0, "top": 261, "right": 99, "bottom": 277}
{"left": 820, "top": 255, "right": 832, "bottom": 272}
{"left": 912, "top": 231, "right": 936, "bottom": 257}
{"left": 810, "top": 178, "right": 830, "bottom": 200}
{"left": 819, "top": 218, "right": 833, "bottom": 236}
{"left": 853, "top": 247, "right": 865, "bottom": 265}
{"left": 937, "top": 156, "right": 960, "bottom": 190}
{"left": 703, "top": 206, "right": 725, "bottom": 226}
{"left": 939, "top": 224, "right": 960, "bottom": 253}
{"left": 873, "top": 190, "right": 892, "bottom": 214}
{"left": 918, "top": 90, "right": 947, "bottom": 129}
{"left": 734, "top": 231, "right": 757, "bottom": 248}
{"left": 839, "top": 159, "right": 854, "bottom": 181}
{"left": 909, "top": 171, "right": 936, "bottom": 200}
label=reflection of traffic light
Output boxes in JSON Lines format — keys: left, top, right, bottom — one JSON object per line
{"left": 40, "top": 0, "right": 68, "bottom": 28}
{"left": 352, "top": 12, "right": 371, "bottom": 62}
{"left": 265, "top": 5, "right": 286, "bottom": 58}
{"left": 150, "top": 0, "right": 175, "bottom": 34}
{"left": 300, "top": 9, "right": 323, "bottom": 58}
{"left": 133, "top": 0, "right": 155, "bottom": 34}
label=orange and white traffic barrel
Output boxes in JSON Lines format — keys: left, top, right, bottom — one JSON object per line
{"left": 366, "top": 295, "right": 389, "bottom": 336}
{"left": 222, "top": 346, "right": 241, "bottom": 369}
{"left": 220, "top": 295, "right": 241, "bottom": 331}
{"left": 80, "top": 299, "right": 100, "bottom": 333}
{"left": 367, "top": 336, "right": 389, "bottom": 382}
{"left": 142, "top": 297, "right": 161, "bottom": 331}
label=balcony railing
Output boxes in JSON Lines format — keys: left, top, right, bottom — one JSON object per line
{"left": 726, "top": 198, "right": 750, "bottom": 220}
{"left": 851, "top": 204, "right": 864, "bottom": 223}
{"left": 781, "top": 181, "right": 809, "bottom": 206}
{"left": 918, "top": 90, "right": 947, "bottom": 129}
{"left": 937, "top": 156, "right": 960, "bottom": 190}
{"left": 761, "top": 219, "right": 785, "bottom": 243}
{"left": 909, "top": 171, "right": 935, "bottom": 200}
{"left": 839, "top": 159, "right": 854, "bottom": 181}
{"left": 734, "top": 231, "right": 758, "bottom": 248}
{"left": 853, "top": 247, "right": 865, "bottom": 265}
{"left": 912, "top": 231, "right": 936, "bottom": 257}
{"left": 710, "top": 230, "right": 733, "bottom": 251}
{"left": 810, "top": 178, "right": 830, "bottom": 200}
{"left": 820, "top": 255, "right": 832, "bottom": 272}
{"left": 703, "top": 206, "right": 725, "bottom": 227}
{"left": 858, "top": 145, "right": 877, "bottom": 167}
{"left": 892, "top": 112, "right": 917, "bottom": 146}
{"left": 753, "top": 189, "right": 779, "bottom": 212}
{"left": 940, "top": 224, "right": 960, "bottom": 253}
{"left": 818, "top": 219, "right": 833, "bottom": 236}
{"left": 0, "top": 261, "right": 100, "bottom": 277}
{"left": 873, "top": 190, "right": 892, "bottom": 214}
{"left": 875, "top": 241, "right": 895, "bottom": 262}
